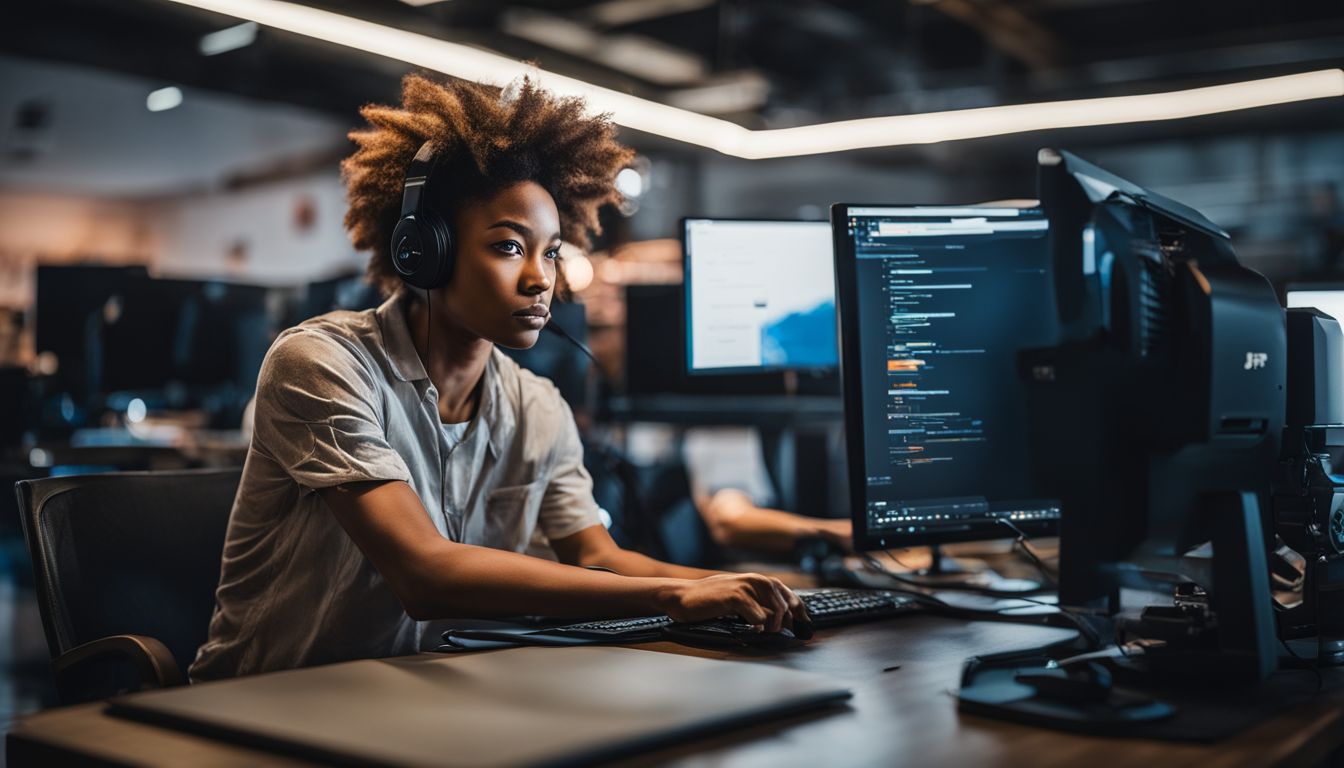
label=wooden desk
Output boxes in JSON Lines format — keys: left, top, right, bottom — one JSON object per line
{"left": 8, "top": 615, "right": 1344, "bottom": 767}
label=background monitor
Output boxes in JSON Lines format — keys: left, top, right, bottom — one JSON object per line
{"left": 683, "top": 218, "right": 836, "bottom": 375}
{"left": 832, "top": 205, "right": 1062, "bottom": 549}
{"left": 35, "top": 265, "right": 151, "bottom": 410}
{"left": 102, "top": 278, "right": 270, "bottom": 398}
{"left": 1286, "top": 284, "right": 1344, "bottom": 323}
{"left": 625, "top": 284, "right": 788, "bottom": 397}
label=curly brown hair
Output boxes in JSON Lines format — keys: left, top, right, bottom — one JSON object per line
{"left": 342, "top": 73, "right": 635, "bottom": 297}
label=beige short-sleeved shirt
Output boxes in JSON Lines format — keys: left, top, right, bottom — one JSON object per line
{"left": 189, "top": 293, "right": 602, "bottom": 681}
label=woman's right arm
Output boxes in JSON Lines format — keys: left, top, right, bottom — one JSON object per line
{"left": 319, "top": 479, "right": 803, "bottom": 631}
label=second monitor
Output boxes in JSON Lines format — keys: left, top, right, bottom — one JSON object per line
{"left": 683, "top": 218, "right": 837, "bottom": 375}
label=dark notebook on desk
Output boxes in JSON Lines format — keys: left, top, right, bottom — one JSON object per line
{"left": 109, "top": 646, "right": 851, "bottom": 768}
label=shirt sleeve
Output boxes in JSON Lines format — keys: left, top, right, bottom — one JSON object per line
{"left": 681, "top": 426, "right": 778, "bottom": 508}
{"left": 535, "top": 395, "right": 603, "bottom": 541}
{"left": 251, "top": 330, "right": 413, "bottom": 493}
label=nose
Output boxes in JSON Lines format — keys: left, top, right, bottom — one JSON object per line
{"left": 521, "top": 251, "right": 553, "bottom": 296}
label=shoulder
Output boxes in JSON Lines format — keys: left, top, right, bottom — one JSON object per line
{"left": 266, "top": 310, "right": 379, "bottom": 370}
{"left": 258, "top": 311, "right": 385, "bottom": 402}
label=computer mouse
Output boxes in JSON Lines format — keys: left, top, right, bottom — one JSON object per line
{"left": 741, "top": 626, "right": 802, "bottom": 650}
{"left": 791, "top": 618, "right": 815, "bottom": 641}
{"left": 1014, "top": 662, "right": 1112, "bottom": 704}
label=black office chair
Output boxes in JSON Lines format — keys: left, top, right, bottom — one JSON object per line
{"left": 14, "top": 467, "right": 241, "bottom": 704}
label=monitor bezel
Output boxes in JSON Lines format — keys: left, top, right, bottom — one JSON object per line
{"left": 831, "top": 203, "right": 1060, "bottom": 551}
{"left": 681, "top": 216, "right": 838, "bottom": 377}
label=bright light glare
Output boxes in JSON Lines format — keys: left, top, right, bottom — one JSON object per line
{"left": 146, "top": 86, "right": 183, "bottom": 112}
{"left": 160, "top": 0, "right": 1344, "bottom": 158}
{"left": 615, "top": 168, "right": 644, "bottom": 198}
{"left": 562, "top": 253, "right": 595, "bottom": 293}
{"left": 200, "top": 21, "right": 259, "bottom": 56}
{"left": 127, "top": 398, "right": 148, "bottom": 424}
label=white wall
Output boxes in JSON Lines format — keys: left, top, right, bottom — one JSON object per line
{"left": 0, "top": 167, "right": 364, "bottom": 305}
{"left": 0, "top": 191, "right": 157, "bottom": 308}
{"left": 149, "top": 169, "right": 363, "bottom": 285}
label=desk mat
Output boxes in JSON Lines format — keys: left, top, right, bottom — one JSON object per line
{"left": 109, "top": 646, "right": 851, "bottom": 768}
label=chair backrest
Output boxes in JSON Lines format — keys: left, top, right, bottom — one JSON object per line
{"left": 14, "top": 468, "right": 242, "bottom": 675}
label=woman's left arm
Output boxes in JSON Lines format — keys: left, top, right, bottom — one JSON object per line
{"left": 550, "top": 526, "right": 720, "bottom": 579}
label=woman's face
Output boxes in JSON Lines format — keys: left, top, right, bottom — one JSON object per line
{"left": 439, "top": 180, "right": 561, "bottom": 349}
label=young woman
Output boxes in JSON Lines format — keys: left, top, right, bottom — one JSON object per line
{"left": 190, "top": 75, "right": 806, "bottom": 681}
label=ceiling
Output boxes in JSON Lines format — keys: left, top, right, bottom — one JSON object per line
{"left": 0, "top": 54, "right": 349, "bottom": 197}
{"left": 3, "top": 0, "right": 1343, "bottom": 170}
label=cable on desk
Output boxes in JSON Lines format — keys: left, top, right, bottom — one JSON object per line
{"left": 873, "top": 547, "right": 1051, "bottom": 600}
{"left": 857, "top": 551, "right": 1103, "bottom": 648}
{"left": 994, "top": 518, "right": 1058, "bottom": 587}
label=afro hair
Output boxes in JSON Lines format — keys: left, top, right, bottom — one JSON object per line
{"left": 342, "top": 73, "right": 635, "bottom": 297}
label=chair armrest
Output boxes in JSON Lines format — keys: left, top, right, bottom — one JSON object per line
{"left": 54, "top": 634, "right": 184, "bottom": 691}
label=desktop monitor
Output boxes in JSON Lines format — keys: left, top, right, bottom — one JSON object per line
{"left": 1286, "top": 283, "right": 1344, "bottom": 324}
{"left": 1025, "top": 149, "right": 1283, "bottom": 682}
{"left": 103, "top": 279, "right": 270, "bottom": 394}
{"left": 626, "top": 283, "right": 790, "bottom": 397}
{"left": 35, "top": 264, "right": 151, "bottom": 411}
{"left": 831, "top": 205, "right": 1062, "bottom": 551}
{"left": 683, "top": 218, "right": 837, "bottom": 376}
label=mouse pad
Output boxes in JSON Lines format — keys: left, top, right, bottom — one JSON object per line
{"left": 110, "top": 646, "right": 851, "bottom": 767}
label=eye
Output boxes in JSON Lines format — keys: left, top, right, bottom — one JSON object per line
{"left": 545, "top": 247, "right": 562, "bottom": 261}
{"left": 493, "top": 240, "right": 524, "bottom": 256}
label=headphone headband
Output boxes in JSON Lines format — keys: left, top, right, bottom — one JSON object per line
{"left": 399, "top": 142, "right": 435, "bottom": 219}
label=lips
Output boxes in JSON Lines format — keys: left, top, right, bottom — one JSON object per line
{"left": 513, "top": 303, "right": 550, "bottom": 319}
{"left": 512, "top": 303, "right": 550, "bottom": 331}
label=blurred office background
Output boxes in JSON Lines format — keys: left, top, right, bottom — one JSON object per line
{"left": 1, "top": 0, "right": 1342, "bottom": 751}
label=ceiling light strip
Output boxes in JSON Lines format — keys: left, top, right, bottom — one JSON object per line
{"left": 163, "top": 0, "right": 1344, "bottom": 159}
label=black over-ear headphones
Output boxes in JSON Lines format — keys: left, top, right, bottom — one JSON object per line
{"left": 390, "top": 141, "right": 454, "bottom": 289}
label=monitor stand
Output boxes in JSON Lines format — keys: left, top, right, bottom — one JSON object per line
{"left": 902, "top": 545, "right": 1042, "bottom": 595}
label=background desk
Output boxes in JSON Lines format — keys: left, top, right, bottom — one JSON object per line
{"left": 9, "top": 615, "right": 1344, "bottom": 767}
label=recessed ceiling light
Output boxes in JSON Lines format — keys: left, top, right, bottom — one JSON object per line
{"left": 160, "top": 0, "right": 1344, "bottom": 159}
{"left": 146, "top": 86, "right": 183, "bottom": 112}
{"left": 200, "top": 21, "right": 259, "bottom": 56}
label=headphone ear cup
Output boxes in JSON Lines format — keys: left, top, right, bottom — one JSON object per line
{"left": 389, "top": 212, "right": 453, "bottom": 290}
{"left": 419, "top": 208, "right": 455, "bottom": 288}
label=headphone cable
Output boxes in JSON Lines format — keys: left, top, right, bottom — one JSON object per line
{"left": 426, "top": 288, "right": 448, "bottom": 529}
{"left": 543, "top": 308, "right": 600, "bottom": 369}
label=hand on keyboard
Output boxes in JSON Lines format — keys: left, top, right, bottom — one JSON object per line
{"left": 659, "top": 573, "right": 810, "bottom": 634}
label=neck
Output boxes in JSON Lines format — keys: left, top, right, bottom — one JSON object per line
{"left": 406, "top": 291, "right": 492, "bottom": 423}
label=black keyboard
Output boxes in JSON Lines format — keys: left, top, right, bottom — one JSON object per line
{"left": 545, "top": 588, "right": 916, "bottom": 638}
{"left": 794, "top": 588, "right": 917, "bottom": 628}
{"left": 550, "top": 615, "right": 675, "bottom": 637}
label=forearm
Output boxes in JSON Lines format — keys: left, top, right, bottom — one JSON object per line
{"left": 702, "top": 490, "right": 848, "bottom": 553}
{"left": 582, "top": 546, "right": 720, "bottom": 580}
{"left": 407, "top": 541, "right": 680, "bottom": 620}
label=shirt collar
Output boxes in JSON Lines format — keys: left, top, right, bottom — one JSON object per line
{"left": 375, "top": 291, "right": 428, "bottom": 383}
{"left": 376, "top": 290, "right": 511, "bottom": 459}
{"left": 479, "top": 350, "right": 510, "bottom": 461}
